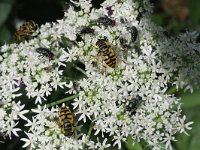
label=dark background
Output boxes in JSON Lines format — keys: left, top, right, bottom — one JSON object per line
{"left": 0, "top": 0, "right": 200, "bottom": 149}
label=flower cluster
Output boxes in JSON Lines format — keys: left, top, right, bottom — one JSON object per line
{"left": 0, "top": 0, "right": 199, "bottom": 149}
{"left": 158, "top": 31, "right": 200, "bottom": 93}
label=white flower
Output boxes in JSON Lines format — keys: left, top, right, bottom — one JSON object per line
{"left": 32, "top": 89, "right": 46, "bottom": 104}
{"left": 65, "top": 81, "right": 78, "bottom": 94}
{"left": 95, "top": 138, "right": 111, "bottom": 149}
{"left": 113, "top": 133, "right": 126, "bottom": 149}
{"left": 0, "top": 108, "right": 6, "bottom": 120}
{"left": 162, "top": 134, "right": 176, "bottom": 150}
{"left": 77, "top": 107, "right": 91, "bottom": 123}
{"left": 6, "top": 121, "right": 21, "bottom": 139}
{"left": 21, "top": 132, "right": 37, "bottom": 148}
{"left": 50, "top": 77, "right": 66, "bottom": 91}
{"left": 41, "top": 83, "right": 53, "bottom": 97}
{"left": 12, "top": 101, "right": 29, "bottom": 121}
{"left": 178, "top": 115, "right": 193, "bottom": 135}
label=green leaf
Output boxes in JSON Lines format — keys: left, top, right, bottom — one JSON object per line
{"left": 188, "top": 133, "right": 200, "bottom": 150}
{"left": 176, "top": 132, "right": 191, "bottom": 150}
{"left": 0, "top": 25, "right": 11, "bottom": 44}
{"left": 0, "top": 2, "right": 12, "bottom": 26}
{"left": 176, "top": 107, "right": 200, "bottom": 150}
{"left": 189, "top": 0, "right": 200, "bottom": 25}
{"left": 151, "top": 14, "right": 164, "bottom": 26}
{"left": 181, "top": 89, "right": 200, "bottom": 108}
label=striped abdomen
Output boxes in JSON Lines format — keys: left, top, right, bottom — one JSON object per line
{"left": 58, "top": 107, "right": 75, "bottom": 137}
{"left": 96, "top": 39, "right": 116, "bottom": 68}
{"left": 101, "top": 48, "right": 116, "bottom": 68}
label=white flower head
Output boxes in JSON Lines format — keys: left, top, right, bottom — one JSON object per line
{"left": 0, "top": 0, "right": 198, "bottom": 149}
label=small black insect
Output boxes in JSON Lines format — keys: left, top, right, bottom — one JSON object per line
{"left": 119, "top": 38, "right": 131, "bottom": 49}
{"left": 120, "top": 17, "right": 125, "bottom": 24}
{"left": 80, "top": 27, "right": 95, "bottom": 35}
{"left": 97, "top": 16, "right": 116, "bottom": 27}
{"left": 163, "top": 31, "right": 170, "bottom": 37}
{"left": 149, "top": 0, "right": 157, "bottom": 4}
{"left": 126, "top": 97, "right": 140, "bottom": 113}
{"left": 36, "top": 48, "right": 54, "bottom": 60}
{"left": 196, "top": 34, "right": 200, "bottom": 43}
{"left": 106, "top": 6, "right": 113, "bottom": 16}
{"left": 136, "top": 9, "right": 143, "bottom": 23}
{"left": 130, "top": 26, "right": 138, "bottom": 42}
{"left": 73, "top": 82, "right": 80, "bottom": 89}
{"left": 134, "top": 46, "right": 142, "bottom": 56}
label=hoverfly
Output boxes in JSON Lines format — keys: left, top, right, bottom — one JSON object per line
{"left": 96, "top": 38, "right": 116, "bottom": 68}
{"left": 58, "top": 106, "right": 75, "bottom": 137}
{"left": 15, "top": 20, "right": 38, "bottom": 42}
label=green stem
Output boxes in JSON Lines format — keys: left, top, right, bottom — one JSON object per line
{"left": 87, "top": 122, "right": 94, "bottom": 138}
{"left": 46, "top": 94, "right": 79, "bottom": 108}
{"left": 83, "top": 121, "right": 94, "bottom": 149}
{"left": 73, "top": 64, "right": 87, "bottom": 76}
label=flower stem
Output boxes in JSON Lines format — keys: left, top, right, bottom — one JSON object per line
{"left": 73, "top": 64, "right": 87, "bottom": 76}
{"left": 87, "top": 122, "right": 94, "bottom": 138}
{"left": 83, "top": 121, "right": 94, "bottom": 149}
{"left": 46, "top": 94, "right": 79, "bottom": 107}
